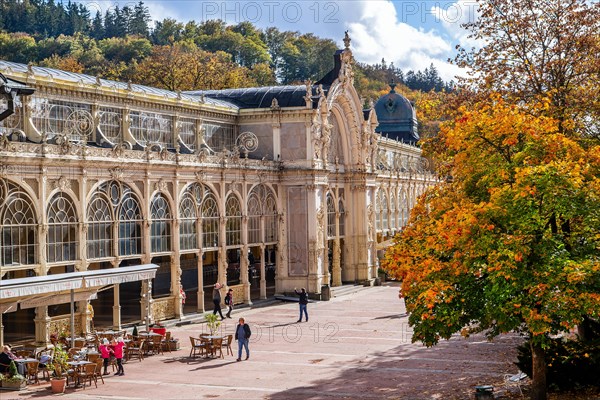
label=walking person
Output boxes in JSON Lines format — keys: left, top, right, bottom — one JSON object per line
{"left": 99, "top": 338, "right": 112, "bottom": 375}
{"left": 111, "top": 337, "right": 125, "bottom": 376}
{"left": 235, "top": 317, "right": 251, "bottom": 361}
{"left": 225, "top": 288, "right": 234, "bottom": 318}
{"left": 212, "top": 282, "right": 225, "bottom": 320}
{"left": 294, "top": 287, "right": 309, "bottom": 322}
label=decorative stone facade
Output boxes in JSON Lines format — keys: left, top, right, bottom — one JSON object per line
{"left": 0, "top": 39, "right": 437, "bottom": 345}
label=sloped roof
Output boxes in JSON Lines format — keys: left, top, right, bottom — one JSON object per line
{"left": 185, "top": 85, "right": 326, "bottom": 109}
{"left": 0, "top": 60, "right": 239, "bottom": 110}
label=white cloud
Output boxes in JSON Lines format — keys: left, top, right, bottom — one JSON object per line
{"left": 431, "top": 0, "right": 481, "bottom": 49}
{"left": 347, "top": 1, "right": 463, "bottom": 81}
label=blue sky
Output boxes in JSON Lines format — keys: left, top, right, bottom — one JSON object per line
{"left": 82, "top": 1, "right": 479, "bottom": 80}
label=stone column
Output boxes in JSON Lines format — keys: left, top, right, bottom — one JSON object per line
{"left": 34, "top": 306, "right": 51, "bottom": 344}
{"left": 241, "top": 244, "right": 251, "bottom": 305}
{"left": 111, "top": 259, "right": 121, "bottom": 330}
{"left": 197, "top": 251, "right": 205, "bottom": 313}
{"left": 259, "top": 244, "right": 266, "bottom": 299}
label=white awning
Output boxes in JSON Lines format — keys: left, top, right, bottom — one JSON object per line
{"left": 0, "top": 264, "right": 159, "bottom": 302}
{"left": 19, "top": 290, "right": 98, "bottom": 310}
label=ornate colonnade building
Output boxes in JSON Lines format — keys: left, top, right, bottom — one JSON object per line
{"left": 0, "top": 38, "right": 437, "bottom": 345}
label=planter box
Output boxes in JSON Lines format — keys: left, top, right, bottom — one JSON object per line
{"left": 0, "top": 379, "right": 27, "bottom": 391}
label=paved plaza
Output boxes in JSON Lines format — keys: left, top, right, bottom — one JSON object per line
{"left": 3, "top": 283, "right": 526, "bottom": 399}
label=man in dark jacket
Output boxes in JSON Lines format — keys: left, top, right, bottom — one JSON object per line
{"left": 235, "top": 317, "right": 251, "bottom": 361}
{"left": 212, "top": 282, "right": 225, "bottom": 320}
{"left": 294, "top": 288, "right": 309, "bottom": 322}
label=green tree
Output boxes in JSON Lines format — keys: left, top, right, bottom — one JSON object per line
{"left": 0, "top": 31, "right": 37, "bottom": 63}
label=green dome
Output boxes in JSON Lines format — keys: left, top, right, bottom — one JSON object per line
{"left": 374, "top": 82, "right": 419, "bottom": 143}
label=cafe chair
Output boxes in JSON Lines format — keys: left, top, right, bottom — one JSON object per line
{"left": 222, "top": 335, "right": 233, "bottom": 356}
{"left": 149, "top": 335, "right": 163, "bottom": 355}
{"left": 94, "top": 359, "right": 105, "bottom": 384}
{"left": 25, "top": 360, "right": 40, "bottom": 384}
{"left": 126, "top": 340, "right": 145, "bottom": 362}
{"left": 211, "top": 338, "right": 223, "bottom": 359}
{"left": 189, "top": 337, "right": 206, "bottom": 359}
{"left": 77, "top": 363, "right": 98, "bottom": 389}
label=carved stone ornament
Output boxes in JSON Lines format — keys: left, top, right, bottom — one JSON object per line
{"left": 53, "top": 176, "right": 71, "bottom": 191}
{"left": 195, "top": 171, "right": 206, "bottom": 184}
{"left": 0, "top": 163, "right": 15, "bottom": 177}
{"left": 155, "top": 179, "right": 168, "bottom": 192}
{"left": 109, "top": 167, "right": 124, "bottom": 181}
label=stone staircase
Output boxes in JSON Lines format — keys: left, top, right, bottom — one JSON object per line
{"left": 329, "top": 284, "right": 371, "bottom": 299}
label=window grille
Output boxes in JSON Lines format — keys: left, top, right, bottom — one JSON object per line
{"left": 88, "top": 181, "right": 142, "bottom": 258}
{"left": 247, "top": 194, "right": 261, "bottom": 245}
{"left": 338, "top": 198, "right": 345, "bottom": 237}
{"left": 376, "top": 191, "right": 383, "bottom": 231}
{"left": 327, "top": 193, "right": 335, "bottom": 239}
{"left": 0, "top": 97, "right": 22, "bottom": 136}
{"left": 87, "top": 196, "right": 112, "bottom": 259}
{"left": 0, "top": 179, "right": 38, "bottom": 266}
{"left": 202, "top": 193, "right": 219, "bottom": 249}
{"left": 129, "top": 110, "right": 173, "bottom": 148}
{"left": 150, "top": 193, "right": 172, "bottom": 253}
{"left": 264, "top": 193, "right": 278, "bottom": 243}
{"left": 382, "top": 192, "right": 389, "bottom": 230}
{"left": 225, "top": 195, "right": 241, "bottom": 246}
{"left": 389, "top": 194, "right": 396, "bottom": 230}
{"left": 47, "top": 192, "right": 78, "bottom": 263}
{"left": 179, "top": 118, "right": 196, "bottom": 151}
{"left": 30, "top": 97, "right": 93, "bottom": 142}
{"left": 203, "top": 122, "right": 236, "bottom": 152}
{"left": 98, "top": 107, "right": 122, "bottom": 142}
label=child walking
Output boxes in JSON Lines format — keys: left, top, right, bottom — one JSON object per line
{"left": 111, "top": 337, "right": 125, "bottom": 376}
{"left": 99, "top": 338, "right": 112, "bottom": 375}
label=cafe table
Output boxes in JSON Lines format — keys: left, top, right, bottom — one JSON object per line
{"left": 14, "top": 358, "right": 38, "bottom": 376}
{"left": 66, "top": 360, "right": 93, "bottom": 387}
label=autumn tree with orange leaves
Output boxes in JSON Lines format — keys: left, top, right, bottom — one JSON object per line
{"left": 382, "top": 1, "right": 600, "bottom": 400}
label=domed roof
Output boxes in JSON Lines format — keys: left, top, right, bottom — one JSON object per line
{"left": 374, "top": 81, "right": 419, "bottom": 143}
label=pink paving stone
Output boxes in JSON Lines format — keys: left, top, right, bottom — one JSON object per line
{"left": 1, "top": 283, "right": 526, "bottom": 400}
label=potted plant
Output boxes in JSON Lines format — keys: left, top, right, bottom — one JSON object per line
{"left": 47, "top": 344, "right": 69, "bottom": 394}
{"left": 204, "top": 313, "right": 221, "bottom": 335}
{"left": 0, "top": 360, "right": 26, "bottom": 390}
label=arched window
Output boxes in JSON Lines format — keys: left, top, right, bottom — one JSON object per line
{"left": 327, "top": 193, "right": 336, "bottom": 239}
{"left": 264, "top": 192, "right": 278, "bottom": 243}
{"left": 0, "top": 179, "right": 37, "bottom": 266}
{"left": 88, "top": 181, "right": 142, "bottom": 259}
{"left": 247, "top": 193, "right": 261, "bottom": 245}
{"left": 376, "top": 190, "right": 383, "bottom": 231}
{"left": 338, "top": 198, "right": 345, "bottom": 237}
{"left": 389, "top": 194, "right": 396, "bottom": 231}
{"left": 119, "top": 189, "right": 143, "bottom": 256}
{"left": 225, "top": 195, "right": 241, "bottom": 246}
{"left": 47, "top": 192, "right": 78, "bottom": 263}
{"left": 382, "top": 192, "right": 389, "bottom": 231}
{"left": 179, "top": 184, "right": 205, "bottom": 251}
{"left": 247, "top": 184, "right": 278, "bottom": 245}
{"left": 150, "top": 193, "right": 172, "bottom": 253}
{"left": 87, "top": 195, "right": 112, "bottom": 259}
{"left": 202, "top": 192, "right": 219, "bottom": 248}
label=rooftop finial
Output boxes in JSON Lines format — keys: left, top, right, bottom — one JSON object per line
{"left": 343, "top": 31, "right": 351, "bottom": 49}
{"left": 389, "top": 79, "right": 396, "bottom": 93}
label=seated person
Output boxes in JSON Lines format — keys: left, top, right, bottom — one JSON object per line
{"left": 0, "top": 345, "right": 23, "bottom": 375}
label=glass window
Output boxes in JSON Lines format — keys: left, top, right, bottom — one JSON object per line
{"left": 150, "top": 193, "right": 172, "bottom": 253}
{"left": 202, "top": 193, "right": 219, "bottom": 249}
{"left": 338, "top": 198, "right": 345, "bottom": 237}
{"left": 225, "top": 195, "right": 241, "bottom": 246}
{"left": 327, "top": 193, "right": 335, "bottom": 239}
{"left": 87, "top": 196, "right": 112, "bottom": 259}
{"left": 0, "top": 179, "right": 37, "bottom": 266}
{"left": 47, "top": 192, "right": 78, "bottom": 263}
